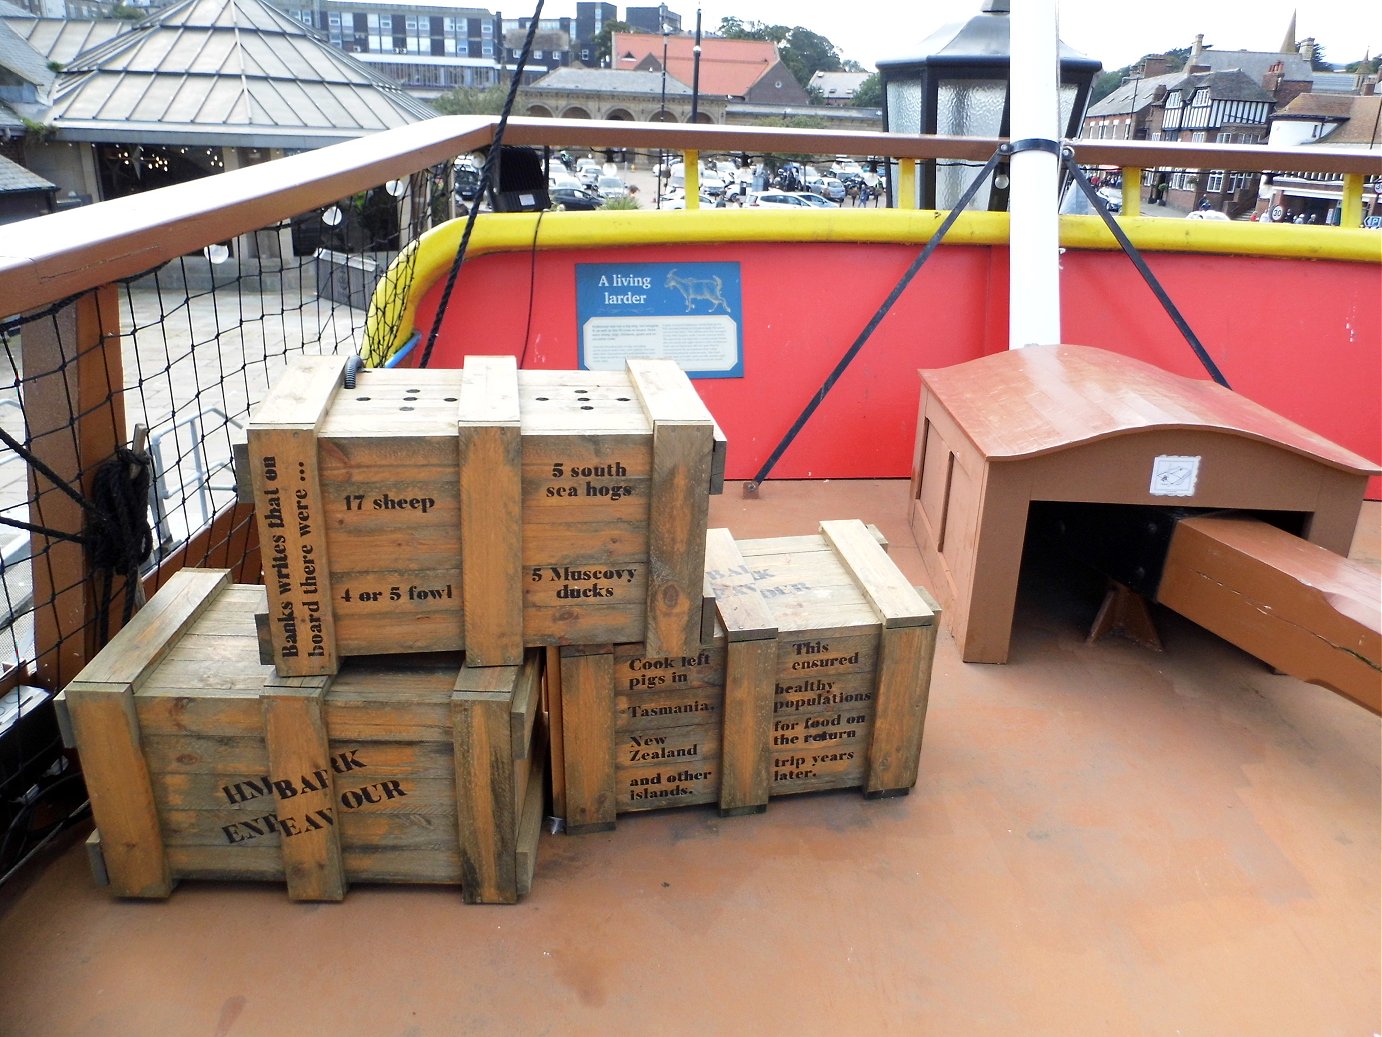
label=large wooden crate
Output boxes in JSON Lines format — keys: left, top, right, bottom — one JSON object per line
{"left": 550, "top": 520, "right": 940, "bottom": 833}
{"left": 244, "top": 354, "right": 723, "bottom": 675}
{"left": 59, "top": 569, "right": 545, "bottom": 903}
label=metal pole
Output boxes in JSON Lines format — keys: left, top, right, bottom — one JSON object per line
{"left": 657, "top": 27, "right": 669, "bottom": 208}
{"left": 690, "top": 7, "right": 702, "bottom": 123}
{"left": 1007, "top": 0, "right": 1062, "bottom": 349}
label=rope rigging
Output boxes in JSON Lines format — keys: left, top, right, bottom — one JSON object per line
{"left": 416, "top": 0, "right": 548, "bottom": 370}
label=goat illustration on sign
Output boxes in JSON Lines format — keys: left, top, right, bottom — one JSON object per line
{"left": 665, "top": 269, "right": 732, "bottom": 314}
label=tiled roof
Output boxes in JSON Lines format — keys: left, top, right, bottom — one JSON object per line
{"left": 1085, "top": 72, "right": 1182, "bottom": 117}
{"left": 529, "top": 67, "right": 692, "bottom": 96}
{"left": 0, "top": 152, "right": 55, "bottom": 193}
{"left": 1168, "top": 67, "right": 1276, "bottom": 104}
{"left": 0, "top": 16, "right": 53, "bottom": 91}
{"left": 612, "top": 33, "right": 780, "bottom": 98}
{"left": 1285, "top": 94, "right": 1382, "bottom": 147}
{"left": 810, "top": 71, "right": 868, "bottom": 100}
{"left": 1195, "top": 48, "right": 1312, "bottom": 85}
{"left": 45, "top": 0, "right": 436, "bottom": 147}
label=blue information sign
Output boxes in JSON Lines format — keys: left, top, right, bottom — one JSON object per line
{"left": 576, "top": 261, "right": 744, "bottom": 378}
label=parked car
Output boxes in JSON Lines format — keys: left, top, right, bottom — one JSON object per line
{"left": 699, "top": 172, "right": 726, "bottom": 196}
{"left": 550, "top": 173, "right": 585, "bottom": 193}
{"left": 549, "top": 187, "right": 603, "bottom": 211}
{"left": 748, "top": 191, "right": 822, "bottom": 209}
{"left": 1095, "top": 186, "right": 1123, "bottom": 214}
{"left": 596, "top": 175, "right": 628, "bottom": 200}
{"left": 813, "top": 177, "right": 846, "bottom": 203}
{"left": 454, "top": 163, "right": 481, "bottom": 202}
{"left": 792, "top": 192, "right": 838, "bottom": 208}
{"left": 663, "top": 190, "right": 716, "bottom": 210}
{"left": 1185, "top": 210, "right": 1232, "bottom": 221}
{"left": 576, "top": 160, "right": 601, "bottom": 187}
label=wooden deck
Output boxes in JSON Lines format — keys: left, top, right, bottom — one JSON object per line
{"left": 1, "top": 480, "right": 1377, "bottom": 1036}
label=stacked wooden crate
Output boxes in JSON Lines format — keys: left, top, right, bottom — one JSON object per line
{"left": 550, "top": 521, "right": 940, "bottom": 832}
{"left": 63, "top": 350, "right": 939, "bottom": 900}
{"left": 60, "top": 569, "right": 545, "bottom": 902}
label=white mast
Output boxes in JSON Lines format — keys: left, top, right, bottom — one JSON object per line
{"left": 1007, "top": 0, "right": 1063, "bottom": 348}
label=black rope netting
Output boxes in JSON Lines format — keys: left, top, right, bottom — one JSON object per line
{"left": 0, "top": 167, "right": 450, "bottom": 883}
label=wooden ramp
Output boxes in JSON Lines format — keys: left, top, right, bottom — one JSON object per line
{"left": 1158, "top": 514, "right": 1381, "bottom": 715}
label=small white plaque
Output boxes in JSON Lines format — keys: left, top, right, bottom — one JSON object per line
{"left": 1150, "top": 455, "right": 1200, "bottom": 497}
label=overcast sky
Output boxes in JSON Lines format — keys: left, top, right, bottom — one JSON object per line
{"left": 669, "top": 1, "right": 1373, "bottom": 73}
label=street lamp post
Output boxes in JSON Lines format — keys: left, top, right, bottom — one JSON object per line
{"left": 657, "top": 24, "right": 669, "bottom": 208}
{"left": 690, "top": 7, "right": 703, "bottom": 123}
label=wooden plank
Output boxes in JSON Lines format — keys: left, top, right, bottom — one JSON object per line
{"left": 644, "top": 417, "right": 713, "bottom": 656}
{"left": 821, "top": 519, "right": 935, "bottom": 629}
{"left": 26, "top": 286, "right": 124, "bottom": 688}
{"left": 1158, "top": 514, "right": 1382, "bottom": 714}
{"left": 248, "top": 357, "right": 344, "bottom": 675}
{"left": 459, "top": 355, "right": 524, "bottom": 665}
{"left": 454, "top": 655, "right": 535, "bottom": 760}
{"left": 704, "top": 528, "right": 778, "bottom": 641}
{"left": 73, "top": 569, "right": 231, "bottom": 690}
{"left": 545, "top": 645, "right": 567, "bottom": 821}
{"left": 864, "top": 621, "right": 936, "bottom": 798}
{"left": 509, "top": 654, "right": 539, "bottom": 762}
{"left": 452, "top": 681, "right": 518, "bottom": 904}
{"left": 64, "top": 680, "right": 172, "bottom": 897}
{"left": 628, "top": 358, "right": 714, "bottom": 656}
{"left": 515, "top": 719, "right": 548, "bottom": 897}
{"left": 559, "top": 645, "right": 616, "bottom": 833}
{"left": 261, "top": 676, "right": 346, "bottom": 901}
{"left": 718, "top": 637, "right": 776, "bottom": 816}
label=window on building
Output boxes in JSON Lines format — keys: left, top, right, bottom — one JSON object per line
{"left": 534, "top": 49, "right": 543, "bottom": 59}
{"left": 483, "top": 41, "right": 493, "bottom": 55}
{"left": 1206, "top": 170, "right": 1224, "bottom": 192}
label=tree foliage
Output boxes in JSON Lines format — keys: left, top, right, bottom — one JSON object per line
{"left": 1089, "top": 48, "right": 1189, "bottom": 105}
{"left": 716, "top": 18, "right": 847, "bottom": 88}
{"left": 594, "top": 20, "right": 632, "bottom": 68}
{"left": 433, "top": 85, "right": 509, "bottom": 116}
{"left": 852, "top": 73, "right": 881, "bottom": 108}
{"left": 753, "top": 114, "right": 829, "bottom": 170}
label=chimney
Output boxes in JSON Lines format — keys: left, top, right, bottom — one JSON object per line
{"left": 1263, "top": 60, "right": 1284, "bottom": 94}
{"left": 1298, "top": 37, "right": 1315, "bottom": 62}
{"left": 1142, "top": 55, "right": 1172, "bottom": 78}
{"left": 1187, "top": 34, "right": 1210, "bottom": 74}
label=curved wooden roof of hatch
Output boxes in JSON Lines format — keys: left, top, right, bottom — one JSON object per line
{"left": 919, "top": 344, "right": 1381, "bottom": 474}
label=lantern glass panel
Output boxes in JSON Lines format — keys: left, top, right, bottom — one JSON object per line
{"left": 886, "top": 78, "right": 923, "bottom": 135}
{"left": 935, "top": 79, "right": 1005, "bottom": 210}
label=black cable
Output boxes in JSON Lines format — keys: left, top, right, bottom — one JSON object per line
{"left": 518, "top": 209, "right": 546, "bottom": 369}
{"left": 748, "top": 150, "right": 1005, "bottom": 490}
{"left": 1061, "top": 150, "right": 1230, "bottom": 388}
{"left": 417, "top": 0, "right": 547, "bottom": 369}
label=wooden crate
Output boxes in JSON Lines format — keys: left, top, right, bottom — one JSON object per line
{"left": 59, "top": 569, "right": 545, "bottom": 903}
{"left": 244, "top": 354, "right": 723, "bottom": 675}
{"left": 551, "top": 520, "right": 940, "bottom": 833}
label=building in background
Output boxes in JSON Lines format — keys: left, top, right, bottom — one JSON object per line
{"left": 573, "top": 1, "right": 614, "bottom": 66}
{"left": 810, "top": 70, "right": 869, "bottom": 106}
{"left": 270, "top": 0, "right": 502, "bottom": 98}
